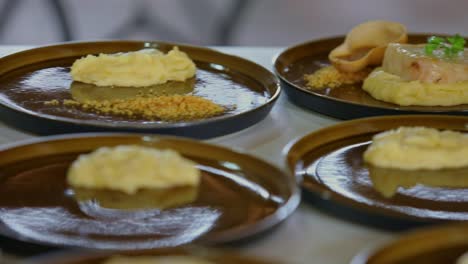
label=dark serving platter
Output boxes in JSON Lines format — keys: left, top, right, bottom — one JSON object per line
{"left": 0, "top": 133, "right": 299, "bottom": 251}
{"left": 274, "top": 34, "right": 468, "bottom": 119}
{"left": 0, "top": 41, "right": 280, "bottom": 138}
{"left": 351, "top": 223, "right": 468, "bottom": 264}
{"left": 284, "top": 115, "right": 468, "bottom": 229}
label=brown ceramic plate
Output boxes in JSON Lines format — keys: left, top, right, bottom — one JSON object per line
{"left": 351, "top": 223, "right": 468, "bottom": 264}
{"left": 0, "top": 41, "right": 279, "bottom": 138}
{"left": 0, "top": 134, "right": 299, "bottom": 250}
{"left": 274, "top": 34, "right": 468, "bottom": 119}
{"left": 284, "top": 115, "right": 468, "bottom": 225}
{"left": 28, "top": 247, "right": 279, "bottom": 264}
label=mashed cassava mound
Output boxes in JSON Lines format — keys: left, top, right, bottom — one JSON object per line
{"left": 363, "top": 68, "right": 468, "bottom": 106}
{"left": 364, "top": 126, "right": 468, "bottom": 170}
{"left": 71, "top": 47, "right": 196, "bottom": 87}
{"left": 67, "top": 145, "right": 201, "bottom": 194}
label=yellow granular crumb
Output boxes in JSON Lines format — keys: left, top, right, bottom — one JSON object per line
{"left": 304, "top": 65, "right": 371, "bottom": 89}
{"left": 62, "top": 95, "right": 225, "bottom": 121}
{"left": 44, "top": 99, "right": 60, "bottom": 106}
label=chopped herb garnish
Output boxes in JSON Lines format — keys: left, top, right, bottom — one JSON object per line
{"left": 425, "top": 34, "right": 466, "bottom": 58}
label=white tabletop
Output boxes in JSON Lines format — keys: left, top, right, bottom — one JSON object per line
{"left": 0, "top": 46, "right": 394, "bottom": 264}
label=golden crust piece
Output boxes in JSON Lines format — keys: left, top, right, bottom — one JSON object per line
{"left": 329, "top": 20, "right": 407, "bottom": 73}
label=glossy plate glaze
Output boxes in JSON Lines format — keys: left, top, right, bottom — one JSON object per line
{"left": 351, "top": 223, "right": 468, "bottom": 264}
{"left": 0, "top": 134, "right": 299, "bottom": 250}
{"left": 0, "top": 41, "right": 279, "bottom": 138}
{"left": 274, "top": 34, "right": 468, "bottom": 119}
{"left": 284, "top": 115, "right": 468, "bottom": 225}
{"left": 28, "top": 247, "right": 279, "bottom": 264}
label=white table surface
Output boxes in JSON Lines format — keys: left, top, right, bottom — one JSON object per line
{"left": 0, "top": 46, "right": 395, "bottom": 264}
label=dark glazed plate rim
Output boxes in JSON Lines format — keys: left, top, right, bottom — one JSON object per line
{"left": 27, "top": 246, "right": 279, "bottom": 264}
{"left": 0, "top": 40, "right": 280, "bottom": 137}
{"left": 350, "top": 223, "right": 468, "bottom": 264}
{"left": 273, "top": 34, "right": 468, "bottom": 118}
{"left": 283, "top": 115, "right": 468, "bottom": 224}
{"left": 0, "top": 133, "right": 300, "bottom": 249}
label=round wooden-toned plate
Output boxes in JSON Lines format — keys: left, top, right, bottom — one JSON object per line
{"left": 351, "top": 223, "right": 468, "bottom": 264}
{"left": 284, "top": 115, "right": 468, "bottom": 226}
{"left": 27, "top": 247, "right": 279, "bottom": 264}
{"left": 0, "top": 134, "right": 299, "bottom": 251}
{"left": 0, "top": 41, "right": 279, "bottom": 138}
{"left": 274, "top": 34, "right": 468, "bottom": 119}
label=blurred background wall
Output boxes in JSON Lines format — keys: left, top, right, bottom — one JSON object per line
{"left": 0, "top": 0, "right": 466, "bottom": 46}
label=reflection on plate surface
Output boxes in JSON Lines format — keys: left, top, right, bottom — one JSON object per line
{"left": 368, "top": 166, "right": 468, "bottom": 198}
{"left": 0, "top": 206, "right": 220, "bottom": 249}
{"left": 309, "top": 141, "right": 468, "bottom": 220}
{"left": 72, "top": 186, "right": 199, "bottom": 210}
{"left": 70, "top": 78, "right": 196, "bottom": 102}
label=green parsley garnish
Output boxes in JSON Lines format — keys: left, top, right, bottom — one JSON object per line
{"left": 424, "top": 34, "right": 466, "bottom": 58}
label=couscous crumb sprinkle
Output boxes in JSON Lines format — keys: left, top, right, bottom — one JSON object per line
{"left": 48, "top": 95, "right": 225, "bottom": 121}
{"left": 304, "top": 65, "right": 371, "bottom": 89}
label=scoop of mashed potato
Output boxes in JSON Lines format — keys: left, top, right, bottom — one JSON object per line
{"left": 71, "top": 47, "right": 196, "bottom": 87}
{"left": 67, "top": 145, "right": 200, "bottom": 194}
{"left": 104, "top": 256, "right": 213, "bottom": 264}
{"left": 362, "top": 68, "right": 468, "bottom": 106}
{"left": 458, "top": 252, "right": 468, "bottom": 264}
{"left": 363, "top": 127, "right": 468, "bottom": 170}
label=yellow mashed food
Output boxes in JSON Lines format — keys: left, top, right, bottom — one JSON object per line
{"left": 71, "top": 47, "right": 196, "bottom": 87}
{"left": 363, "top": 127, "right": 468, "bottom": 170}
{"left": 103, "top": 256, "right": 213, "bottom": 264}
{"left": 67, "top": 145, "right": 200, "bottom": 194}
{"left": 458, "top": 252, "right": 468, "bottom": 264}
{"left": 362, "top": 68, "right": 468, "bottom": 106}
